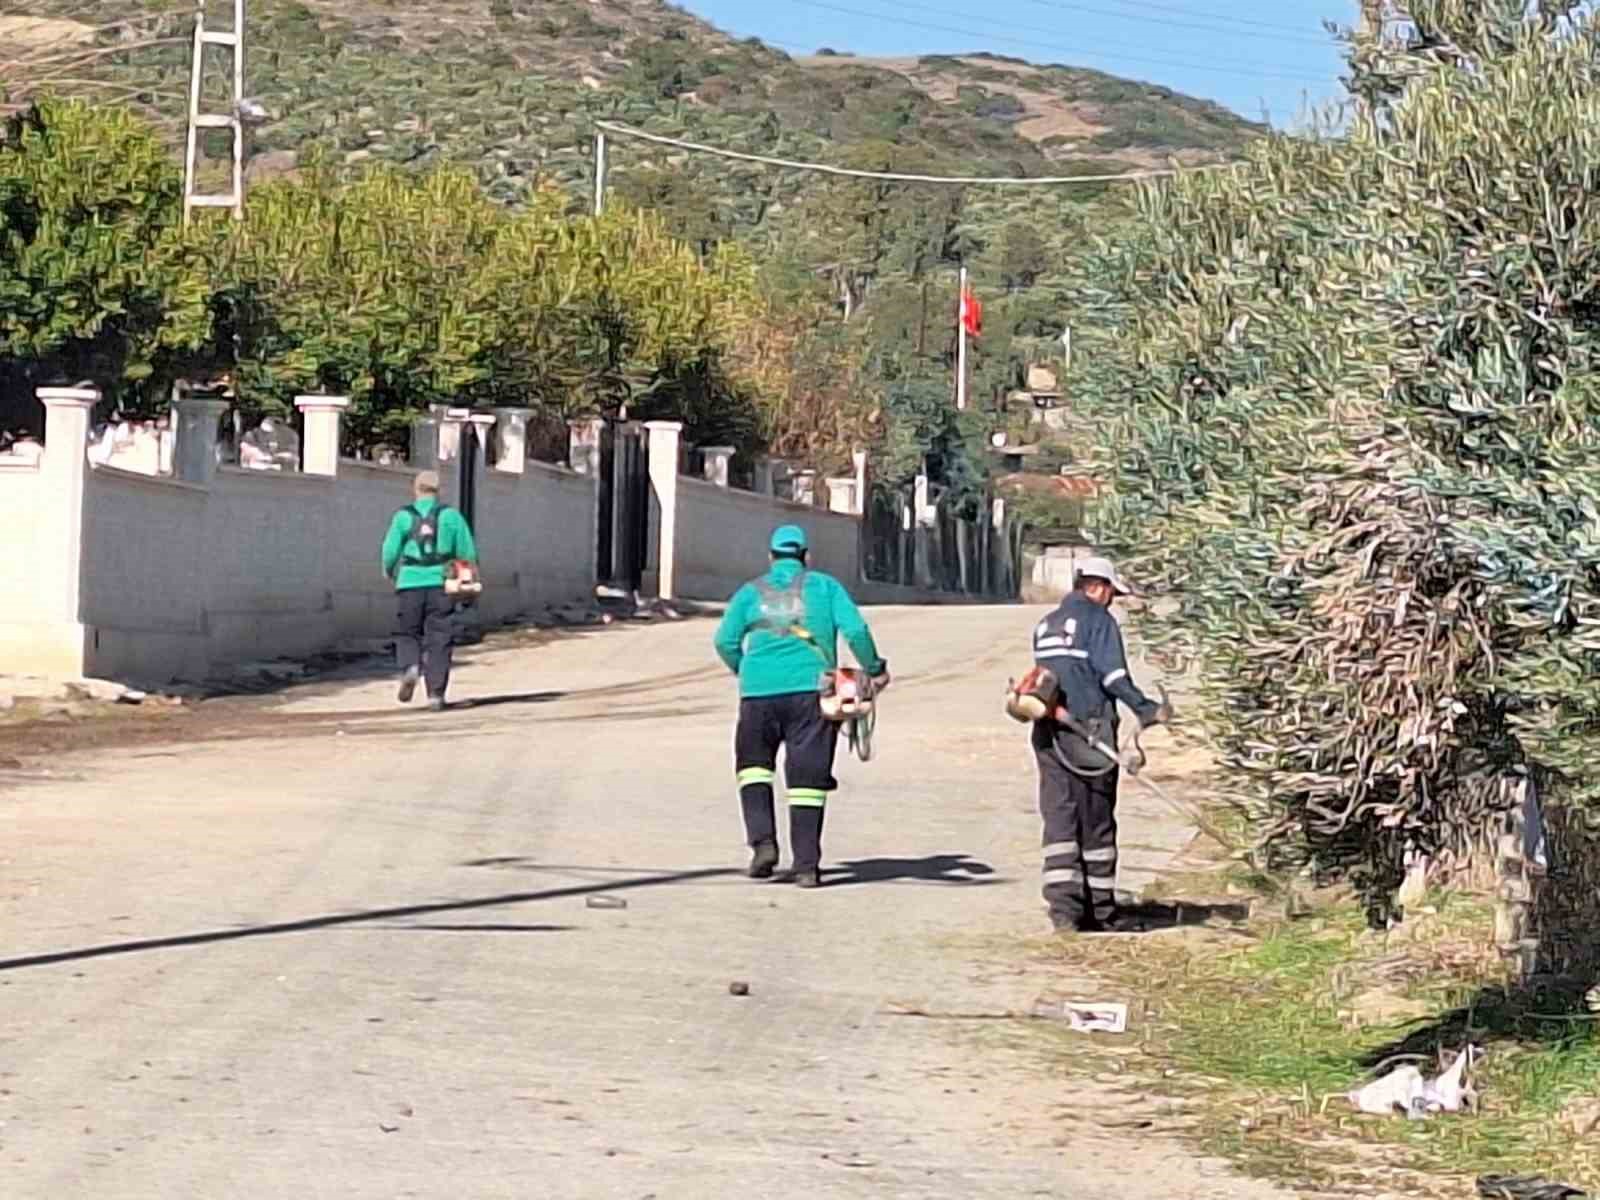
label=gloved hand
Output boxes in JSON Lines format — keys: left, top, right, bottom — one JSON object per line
{"left": 872, "top": 668, "right": 892, "bottom": 692}
{"left": 1149, "top": 685, "right": 1177, "bottom": 727}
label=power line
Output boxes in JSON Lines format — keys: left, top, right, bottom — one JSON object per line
{"left": 1022, "top": 0, "right": 1337, "bottom": 40}
{"left": 783, "top": 0, "right": 1334, "bottom": 84}
{"left": 595, "top": 119, "right": 1240, "bottom": 185}
{"left": 867, "top": 0, "right": 1329, "bottom": 72}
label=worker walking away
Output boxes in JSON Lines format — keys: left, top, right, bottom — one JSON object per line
{"left": 382, "top": 470, "right": 478, "bottom": 712}
{"left": 1031, "top": 555, "right": 1171, "bottom": 933}
{"left": 713, "top": 525, "right": 890, "bottom": 888}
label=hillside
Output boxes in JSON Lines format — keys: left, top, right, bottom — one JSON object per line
{"left": 0, "top": 0, "right": 1263, "bottom": 209}
{"left": 802, "top": 52, "right": 1260, "bottom": 167}
{"left": 0, "top": 0, "right": 1271, "bottom": 493}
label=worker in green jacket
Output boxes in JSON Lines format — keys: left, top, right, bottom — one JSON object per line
{"left": 713, "top": 524, "right": 889, "bottom": 887}
{"left": 381, "top": 470, "right": 478, "bottom": 711}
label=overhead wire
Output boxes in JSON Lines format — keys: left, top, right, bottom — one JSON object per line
{"left": 854, "top": 0, "right": 1330, "bottom": 72}
{"left": 781, "top": 0, "right": 1335, "bottom": 83}
{"left": 1017, "top": 0, "right": 1338, "bottom": 41}
{"left": 594, "top": 119, "right": 1241, "bottom": 185}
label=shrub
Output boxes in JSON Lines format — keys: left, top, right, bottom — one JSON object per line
{"left": 0, "top": 98, "right": 211, "bottom": 427}
{"left": 1080, "top": 2, "right": 1600, "bottom": 919}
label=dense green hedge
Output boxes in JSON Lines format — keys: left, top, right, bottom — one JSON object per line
{"left": 0, "top": 98, "right": 769, "bottom": 454}
{"left": 1077, "top": 1, "right": 1600, "bottom": 918}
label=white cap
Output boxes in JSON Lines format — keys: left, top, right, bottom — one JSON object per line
{"left": 1075, "top": 555, "right": 1133, "bottom": 596}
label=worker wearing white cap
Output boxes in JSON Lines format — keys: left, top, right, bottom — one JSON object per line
{"left": 1030, "top": 554, "right": 1170, "bottom": 933}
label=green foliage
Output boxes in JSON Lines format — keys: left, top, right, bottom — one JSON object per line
{"left": 1075, "top": 3, "right": 1600, "bottom": 917}
{"left": 213, "top": 168, "right": 767, "bottom": 452}
{"left": 0, "top": 0, "right": 1265, "bottom": 490}
{"left": 0, "top": 98, "right": 210, "bottom": 424}
{"left": 215, "top": 165, "right": 506, "bottom": 446}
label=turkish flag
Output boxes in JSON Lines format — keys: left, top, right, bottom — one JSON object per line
{"left": 960, "top": 288, "right": 982, "bottom": 338}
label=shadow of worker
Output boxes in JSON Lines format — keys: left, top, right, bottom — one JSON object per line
{"left": 828, "top": 855, "right": 1001, "bottom": 887}
{"left": 1116, "top": 899, "right": 1254, "bottom": 930}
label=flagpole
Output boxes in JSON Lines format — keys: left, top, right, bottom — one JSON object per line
{"left": 956, "top": 265, "right": 968, "bottom": 411}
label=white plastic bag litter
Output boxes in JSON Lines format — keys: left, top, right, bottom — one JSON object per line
{"left": 1350, "top": 1047, "right": 1480, "bottom": 1119}
{"left": 1350, "top": 1064, "right": 1426, "bottom": 1115}
{"left": 1415, "top": 1046, "right": 1478, "bottom": 1116}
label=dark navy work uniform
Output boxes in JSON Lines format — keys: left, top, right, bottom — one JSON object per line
{"left": 1031, "top": 590, "right": 1162, "bottom": 929}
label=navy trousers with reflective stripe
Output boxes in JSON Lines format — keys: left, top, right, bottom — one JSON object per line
{"left": 1032, "top": 725, "right": 1120, "bottom": 928}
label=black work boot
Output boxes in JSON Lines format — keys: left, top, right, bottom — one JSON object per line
{"left": 748, "top": 840, "right": 780, "bottom": 880}
{"left": 789, "top": 806, "right": 825, "bottom": 889}
{"left": 741, "top": 784, "right": 778, "bottom": 877}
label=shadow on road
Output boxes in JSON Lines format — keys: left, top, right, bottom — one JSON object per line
{"left": 452, "top": 691, "right": 567, "bottom": 711}
{"left": 0, "top": 866, "right": 735, "bottom": 974}
{"left": 372, "top": 922, "right": 575, "bottom": 934}
{"left": 827, "top": 854, "right": 1002, "bottom": 887}
{"left": 1118, "top": 899, "right": 1253, "bottom": 930}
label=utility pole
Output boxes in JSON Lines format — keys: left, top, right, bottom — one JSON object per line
{"left": 956, "top": 265, "right": 968, "bottom": 412}
{"left": 182, "top": 0, "right": 247, "bottom": 224}
{"left": 593, "top": 129, "right": 607, "bottom": 216}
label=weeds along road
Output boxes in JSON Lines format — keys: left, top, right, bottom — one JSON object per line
{"left": 0, "top": 606, "right": 1297, "bottom": 1199}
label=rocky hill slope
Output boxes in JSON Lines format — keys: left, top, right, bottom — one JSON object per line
{"left": 0, "top": 0, "right": 1263, "bottom": 210}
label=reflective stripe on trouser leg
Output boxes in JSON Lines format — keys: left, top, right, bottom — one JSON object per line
{"left": 1043, "top": 867, "right": 1084, "bottom": 886}
{"left": 1037, "top": 738, "right": 1088, "bottom": 927}
{"left": 1085, "top": 848, "right": 1118, "bottom": 923}
{"left": 738, "top": 767, "right": 776, "bottom": 786}
{"left": 787, "top": 788, "right": 828, "bottom": 809}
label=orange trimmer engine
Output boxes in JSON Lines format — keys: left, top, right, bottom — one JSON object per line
{"left": 1004, "top": 665, "right": 1061, "bottom": 724}
{"left": 819, "top": 668, "right": 875, "bottom": 722}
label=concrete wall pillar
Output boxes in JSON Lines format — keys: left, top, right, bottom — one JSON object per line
{"left": 173, "top": 395, "right": 231, "bottom": 486}
{"left": 700, "top": 445, "right": 735, "bottom": 488}
{"left": 492, "top": 407, "right": 532, "bottom": 474}
{"left": 770, "top": 459, "right": 793, "bottom": 500}
{"left": 294, "top": 395, "right": 349, "bottom": 477}
{"left": 410, "top": 412, "right": 440, "bottom": 469}
{"left": 35, "top": 386, "right": 100, "bottom": 675}
{"left": 899, "top": 496, "right": 913, "bottom": 588}
{"left": 644, "top": 420, "right": 682, "bottom": 600}
{"left": 568, "top": 417, "right": 604, "bottom": 476}
{"left": 466, "top": 413, "right": 496, "bottom": 473}
{"left": 791, "top": 469, "right": 817, "bottom": 507}
{"left": 912, "top": 475, "right": 936, "bottom": 590}
{"left": 851, "top": 448, "right": 868, "bottom": 516}
{"left": 825, "top": 478, "right": 855, "bottom": 514}
{"left": 992, "top": 497, "right": 1010, "bottom": 598}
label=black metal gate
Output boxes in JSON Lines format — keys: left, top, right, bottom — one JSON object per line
{"left": 595, "top": 421, "right": 616, "bottom": 585}
{"left": 458, "top": 420, "right": 481, "bottom": 531}
{"left": 597, "top": 421, "right": 649, "bottom": 593}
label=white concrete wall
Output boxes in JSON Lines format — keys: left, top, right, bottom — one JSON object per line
{"left": 329, "top": 460, "right": 423, "bottom": 640}
{"left": 79, "top": 467, "right": 210, "bottom": 680}
{"left": 66, "top": 454, "right": 593, "bottom": 684}
{"left": 0, "top": 459, "right": 47, "bottom": 669}
{"left": 478, "top": 462, "right": 598, "bottom": 622}
{"left": 673, "top": 478, "right": 861, "bottom": 601}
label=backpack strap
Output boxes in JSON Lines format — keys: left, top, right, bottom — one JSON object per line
{"left": 750, "top": 569, "right": 809, "bottom": 635}
{"left": 401, "top": 503, "right": 452, "bottom": 568}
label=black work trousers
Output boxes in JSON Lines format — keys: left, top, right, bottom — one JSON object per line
{"left": 735, "top": 692, "right": 840, "bottom": 871}
{"left": 1033, "top": 726, "right": 1121, "bottom": 929}
{"left": 395, "top": 587, "right": 455, "bottom": 698}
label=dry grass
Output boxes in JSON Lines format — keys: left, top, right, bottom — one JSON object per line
{"left": 1015, "top": 864, "right": 1600, "bottom": 1195}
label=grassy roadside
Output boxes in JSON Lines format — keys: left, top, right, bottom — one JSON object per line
{"left": 1027, "top": 858, "right": 1600, "bottom": 1195}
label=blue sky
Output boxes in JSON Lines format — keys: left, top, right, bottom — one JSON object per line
{"left": 677, "top": 0, "right": 1359, "bottom": 126}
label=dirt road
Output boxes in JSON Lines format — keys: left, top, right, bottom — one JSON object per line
{"left": 0, "top": 605, "right": 1292, "bottom": 1198}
